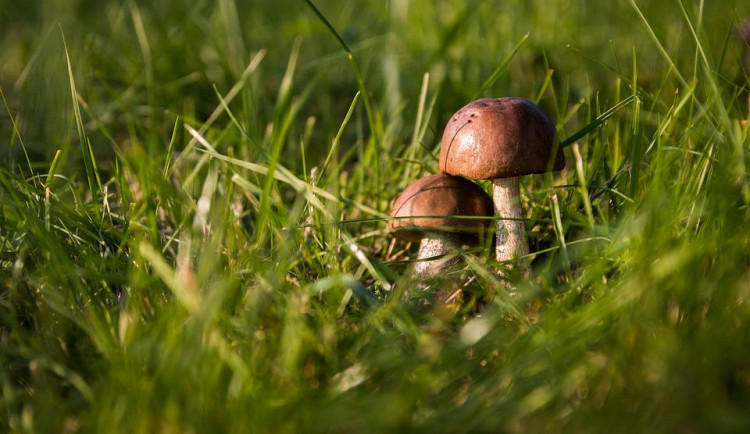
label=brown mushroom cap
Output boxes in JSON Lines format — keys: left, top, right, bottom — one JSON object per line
{"left": 388, "top": 173, "right": 493, "bottom": 243}
{"left": 439, "top": 97, "right": 565, "bottom": 179}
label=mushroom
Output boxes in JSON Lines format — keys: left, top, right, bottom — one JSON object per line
{"left": 389, "top": 173, "right": 493, "bottom": 279}
{"left": 438, "top": 97, "right": 565, "bottom": 269}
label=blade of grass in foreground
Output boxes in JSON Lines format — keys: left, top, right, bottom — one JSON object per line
{"left": 319, "top": 91, "right": 360, "bottom": 181}
{"left": 185, "top": 125, "right": 388, "bottom": 220}
{"left": 61, "top": 27, "right": 102, "bottom": 198}
{"left": 1, "top": 87, "right": 35, "bottom": 179}
{"left": 561, "top": 94, "right": 639, "bottom": 148}
{"left": 307, "top": 274, "right": 379, "bottom": 306}
{"left": 472, "top": 33, "right": 529, "bottom": 100}
{"left": 304, "top": 0, "right": 385, "bottom": 209}
{"left": 170, "top": 49, "right": 266, "bottom": 174}
{"left": 139, "top": 242, "right": 200, "bottom": 313}
{"left": 254, "top": 38, "right": 302, "bottom": 248}
{"left": 304, "top": 0, "right": 381, "bottom": 145}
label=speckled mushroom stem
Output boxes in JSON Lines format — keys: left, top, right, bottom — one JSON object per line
{"left": 492, "top": 177, "right": 530, "bottom": 271}
{"left": 412, "top": 234, "right": 460, "bottom": 279}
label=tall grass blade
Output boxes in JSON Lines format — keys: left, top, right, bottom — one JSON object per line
{"left": 171, "top": 50, "right": 266, "bottom": 173}
{"left": 61, "top": 27, "right": 101, "bottom": 197}
{"left": 561, "top": 95, "right": 639, "bottom": 147}
{"left": 319, "top": 91, "right": 359, "bottom": 180}
{"left": 472, "top": 33, "right": 529, "bottom": 100}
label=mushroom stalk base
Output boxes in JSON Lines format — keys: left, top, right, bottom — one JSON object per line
{"left": 413, "top": 235, "right": 460, "bottom": 279}
{"left": 492, "top": 177, "right": 530, "bottom": 271}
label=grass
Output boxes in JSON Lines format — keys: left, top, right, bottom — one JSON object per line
{"left": 1, "top": 0, "right": 750, "bottom": 432}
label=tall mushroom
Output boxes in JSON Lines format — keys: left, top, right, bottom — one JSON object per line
{"left": 389, "top": 173, "right": 493, "bottom": 279}
{"left": 438, "top": 97, "right": 565, "bottom": 268}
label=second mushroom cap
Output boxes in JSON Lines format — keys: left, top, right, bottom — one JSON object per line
{"left": 389, "top": 173, "right": 493, "bottom": 244}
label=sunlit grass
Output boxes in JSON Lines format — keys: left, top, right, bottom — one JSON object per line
{"left": 1, "top": 0, "right": 750, "bottom": 432}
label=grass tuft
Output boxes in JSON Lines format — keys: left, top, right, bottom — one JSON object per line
{"left": 1, "top": 1, "right": 750, "bottom": 432}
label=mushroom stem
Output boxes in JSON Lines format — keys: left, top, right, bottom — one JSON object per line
{"left": 492, "top": 177, "right": 530, "bottom": 270}
{"left": 413, "top": 234, "right": 460, "bottom": 279}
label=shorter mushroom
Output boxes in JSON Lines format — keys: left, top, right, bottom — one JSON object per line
{"left": 389, "top": 173, "right": 494, "bottom": 279}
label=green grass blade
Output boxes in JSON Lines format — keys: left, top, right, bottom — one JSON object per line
{"left": 61, "top": 27, "right": 101, "bottom": 198}
{"left": 139, "top": 242, "right": 199, "bottom": 313}
{"left": 171, "top": 49, "right": 266, "bottom": 173}
{"left": 319, "top": 91, "right": 359, "bottom": 180}
{"left": 472, "top": 33, "right": 529, "bottom": 100}
{"left": 561, "top": 94, "right": 639, "bottom": 148}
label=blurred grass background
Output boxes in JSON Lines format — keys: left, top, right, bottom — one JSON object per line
{"left": 1, "top": 0, "right": 750, "bottom": 432}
